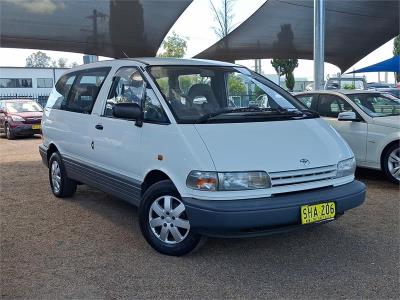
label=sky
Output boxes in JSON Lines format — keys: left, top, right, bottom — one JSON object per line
{"left": 0, "top": 0, "right": 396, "bottom": 83}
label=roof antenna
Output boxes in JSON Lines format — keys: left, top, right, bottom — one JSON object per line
{"left": 121, "top": 50, "right": 129, "bottom": 58}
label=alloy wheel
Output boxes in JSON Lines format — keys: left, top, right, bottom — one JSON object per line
{"left": 148, "top": 195, "right": 190, "bottom": 244}
{"left": 51, "top": 160, "right": 62, "bottom": 193}
{"left": 388, "top": 147, "right": 400, "bottom": 181}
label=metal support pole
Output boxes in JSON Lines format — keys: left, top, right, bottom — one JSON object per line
{"left": 314, "top": 0, "right": 325, "bottom": 90}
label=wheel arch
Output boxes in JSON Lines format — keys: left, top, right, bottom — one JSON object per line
{"left": 47, "top": 143, "right": 59, "bottom": 162}
{"left": 380, "top": 139, "right": 400, "bottom": 169}
{"left": 141, "top": 169, "right": 174, "bottom": 196}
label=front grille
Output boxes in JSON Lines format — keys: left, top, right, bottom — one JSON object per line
{"left": 24, "top": 117, "right": 41, "bottom": 124}
{"left": 269, "top": 165, "right": 337, "bottom": 187}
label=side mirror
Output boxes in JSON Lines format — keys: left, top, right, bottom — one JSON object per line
{"left": 112, "top": 103, "right": 143, "bottom": 126}
{"left": 338, "top": 111, "right": 357, "bottom": 121}
{"left": 0, "top": 109, "right": 4, "bottom": 114}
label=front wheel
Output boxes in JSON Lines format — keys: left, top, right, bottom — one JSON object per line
{"left": 383, "top": 143, "right": 400, "bottom": 184}
{"left": 5, "top": 124, "right": 15, "bottom": 140}
{"left": 139, "top": 180, "right": 202, "bottom": 256}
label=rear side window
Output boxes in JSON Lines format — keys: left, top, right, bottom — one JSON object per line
{"left": 46, "top": 74, "right": 76, "bottom": 109}
{"left": 46, "top": 68, "right": 110, "bottom": 113}
{"left": 66, "top": 68, "right": 110, "bottom": 114}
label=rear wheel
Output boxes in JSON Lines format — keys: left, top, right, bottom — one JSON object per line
{"left": 49, "top": 152, "right": 77, "bottom": 198}
{"left": 383, "top": 143, "right": 400, "bottom": 184}
{"left": 139, "top": 180, "right": 202, "bottom": 256}
{"left": 5, "top": 124, "right": 15, "bottom": 140}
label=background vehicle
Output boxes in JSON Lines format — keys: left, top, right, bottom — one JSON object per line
{"left": 325, "top": 76, "right": 367, "bottom": 90}
{"left": 295, "top": 90, "right": 400, "bottom": 183}
{"left": 367, "top": 82, "right": 393, "bottom": 89}
{"left": 39, "top": 58, "right": 365, "bottom": 256}
{"left": 0, "top": 99, "right": 42, "bottom": 139}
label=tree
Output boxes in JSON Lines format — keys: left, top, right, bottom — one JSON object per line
{"left": 158, "top": 31, "right": 187, "bottom": 58}
{"left": 25, "top": 51, "right": 51, "bottom": 68}
{"left": 227, "top": 74, "right": 246, "bottom": 95}
{"left": 209, "top": 0, "right": 236, "bottom": 38}
{"left": 57, "top": 57, "right": 68, "bottom": 68}
{"left": 271, "top": 58, "right": 299, "bottom": 91}
{"left": 393, "top": 35, "right": 400, "bottom": 82}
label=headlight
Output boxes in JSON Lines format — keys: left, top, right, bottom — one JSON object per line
{"left": 336, "top": 157, "right": 356, "bottom": 178}
{"left": 186, "top": 171, "right": 271, "bottom": 191}
{"left": 10, "top": 115, "right": 25, "bottom": 122}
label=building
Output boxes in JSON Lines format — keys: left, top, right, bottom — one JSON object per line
{"left": 0, "top": 67, "right": 68, "bottom": 107}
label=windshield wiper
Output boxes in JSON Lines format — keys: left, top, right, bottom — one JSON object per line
{"left": 197, "top": 107, "right": 267, "bottom": 123}
{"left": 197, "top": 107, "right": 318, "bottom": 123}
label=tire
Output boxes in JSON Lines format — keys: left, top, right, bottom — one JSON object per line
{"left": 5, "top": 123, "right": 15, "bottom": 140}
{"left": 139, "top": 180, "right": 202, "bottom": 256}
{"left": 48, "top": 152, "right": 77, "bottom": 198}
{"left": 382, "top": 142, "right": 400, "bottom": 184}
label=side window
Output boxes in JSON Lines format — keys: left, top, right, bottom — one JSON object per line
{"left": 296, "top": 95, "right": 314, "bottom": 109}
{"left": 143, "top": 89, "right": 169, "bottom": 123}
{"left": 46, "top": 73, "right": 76, "bottom": 109}
{"left": 66, "top": 68, "right": 110, "bottom": 114}
{"left": 105, "top": 67, "right": 146, "bottom": 117}
{"left": 318, "top": 95, "right": 354, "bottom": 118}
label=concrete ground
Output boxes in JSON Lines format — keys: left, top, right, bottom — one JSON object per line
{"left": 1, "top": 137, "right": 399, "bottom": 299}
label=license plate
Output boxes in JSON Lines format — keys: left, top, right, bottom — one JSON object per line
{"left": 301, "top": 202, "right": 336, "bottom": 225}
{"left": 32, "top": 124, "right": 41, "bottom": 130}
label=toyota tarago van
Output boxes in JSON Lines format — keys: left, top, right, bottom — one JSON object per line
{"left": 39, "top": 58, "right": 366, "bottom": 256}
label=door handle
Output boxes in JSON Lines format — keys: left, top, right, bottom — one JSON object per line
{"left": 95, "top": 124, "right": 103, "bottom": 130}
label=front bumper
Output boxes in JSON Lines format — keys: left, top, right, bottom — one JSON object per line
{"left": 39, "top": 144, "right": 48, "bottom": 166}
{"left": 183, "top": 180, "right": 365, "bottom": 237}
{"left": 11, "top": 124, "right": 41, "bottom": 136}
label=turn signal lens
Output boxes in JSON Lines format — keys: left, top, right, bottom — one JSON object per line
{"left": 186, "top": 171, "right": 218, "bottom": 191}
{"left": 336, "top": 157, "right": 356, "bottom": 178}
{"left": 186, "top": 171, "right": 271, "bottom": 191}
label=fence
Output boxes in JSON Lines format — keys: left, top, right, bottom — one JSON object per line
{"left": 0, "top": 93, "right": 49, "bottom": 108}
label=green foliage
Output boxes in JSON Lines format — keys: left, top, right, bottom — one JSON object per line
{"left": 285, "top": 73, "right": 295, "bottom": 91}
{"left": 271, "top": 58, "right": 298, "bottom": 91}
{"left": 156, "top": 78, "right": 169, "bottom": 95}
{"left": 343, "top": 83, "right": 356, "bottom": 90}
{"left": 158, "top": 32, "right": 188, "bottom": 58}
{"left": 227, "top": 74, "right": 246, "bottom": 95}
{"left": 394, "top": 35, "right": 400, "bottom": 82}
{"left": 26, "top": 51, "right": 51, "bottom": 68}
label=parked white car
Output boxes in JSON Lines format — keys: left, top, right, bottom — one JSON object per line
{"left": 39, "top": 58, "right": 365, "bottom": 256}
{"left": 295, "top": 90, "right": 400, "bottom": 183}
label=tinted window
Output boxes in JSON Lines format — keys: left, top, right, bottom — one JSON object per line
{"left": 318, "top": 94, "right": 355, "bottom": 118}
{"left": 46, "top": 73, "right": 76, "bottom": 109}
{"left": 104, "top": 67, "right": 146, "bottom": 117}
{"left": 37, "top": 78, "right": 53, "bottom": 88}
{"left": 65, "top": 68, "right": 110, "bottom": 114}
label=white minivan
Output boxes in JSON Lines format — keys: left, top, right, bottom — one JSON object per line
{"left": 40, "top": 58, "right": 365, "bottom": 256}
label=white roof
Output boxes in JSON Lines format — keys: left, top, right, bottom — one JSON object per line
{"left": 128, "top": 57, "right": 239, "bottom": 67}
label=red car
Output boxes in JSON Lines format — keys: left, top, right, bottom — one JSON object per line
{"left": 0, "top": 99, "right": 43, "bottom": 139}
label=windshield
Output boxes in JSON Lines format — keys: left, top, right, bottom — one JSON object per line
{"left": 149, "top": 66, "right": 311, "bottom": 123}
{"left": 6, "top": 101, "right": 43, "bottom": 113}
{"left": 346, "top": 93, "right": 400, "bottom": 117}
